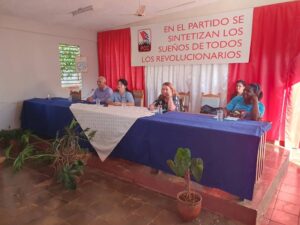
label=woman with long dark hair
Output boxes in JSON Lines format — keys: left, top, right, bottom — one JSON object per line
{"left": 108, "top": 79, "right": 134, "bottom": 106}
{"left": 230, "top": 80, "right": 247, "bottom": 100}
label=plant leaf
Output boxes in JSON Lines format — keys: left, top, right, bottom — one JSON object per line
{"left": 13, "top": 144, "right": 34, "bottom": 172}
{"left": 69, "top": 119, "right": 78, "bottom": 130}
{"left": 167, "top": 147, "right": 204, "bottom": 184}
{"left": 21, "top": 135, "right": 29, "bottom": 145}
{"left": 82, "top": 128, "right": 90, "bottom": 132}
{"left": 56, "top": 160, "right": 84, "bottom": 190}
{"left": 87, "top": 130, "right": 96, "bottom": 140}
{"left": 167, "top": 160, "right": 179, "bottom": 176}
{"left": 174, "top": 147, "right": 191, "bottom": 176}
{"left": 4, "top": 144, "right": 13, "bottom": 159}
{"left": 191, "top": 158, "right": 204, "bottom": 182}
{"left": 167, "top": 148, "right": 192, "bottom": 177}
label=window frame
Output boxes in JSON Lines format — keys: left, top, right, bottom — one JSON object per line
{"left": 58, "top": 43, "right": 82, "bottom": 88}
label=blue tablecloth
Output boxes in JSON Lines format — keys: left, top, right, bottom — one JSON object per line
{"left": 112, "top": 112, "right": 271, "bottom": 200}
{"left": 21, "top": 99, "right": 271, "bottom": 200}
{"left": 21, "top": 98, "right": 73, "bottom": 138}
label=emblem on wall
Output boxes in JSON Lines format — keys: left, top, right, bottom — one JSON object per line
{"left": 75, "top": 56, "right": 88, "bottom": 73}
{"left": 138, "top": 29, "right": 151, "bottom": 52}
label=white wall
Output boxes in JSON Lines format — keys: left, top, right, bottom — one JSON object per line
{"left": 0, "top": 15, "right": 98, "bottom": 129}
{"left": 126, "top": 0, "right": 294, "bottom": 28}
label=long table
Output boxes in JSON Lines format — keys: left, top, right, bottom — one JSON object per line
{"left": 21, "top": 98, "right": 74, "bottom": 138}
{"left": 113, "top": 112, "right": 271, "bottom": 200}
{"left": 21, "top": 98, "right": 271, "bottom": 200}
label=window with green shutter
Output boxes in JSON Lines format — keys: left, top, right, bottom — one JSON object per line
{"left": 59, "top": 44, "right": 82, "bottom": 88}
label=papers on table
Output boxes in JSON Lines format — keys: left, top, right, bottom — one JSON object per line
{"left": 224, "top": 116, "right": 240, "bottom": 121}
{"left": 213, "top": 116, "right": 240, "bottom": 121}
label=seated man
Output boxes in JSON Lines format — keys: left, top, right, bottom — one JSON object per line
{"left": 225, "top": 83, "right": 265, "bottom": 121}
{"left": 87, "top": 76, "right": 113, "bottom": 103}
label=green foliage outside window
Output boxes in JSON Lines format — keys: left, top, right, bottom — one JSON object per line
{"left": 59, "top": 44, "right": 82, "bottom": 88}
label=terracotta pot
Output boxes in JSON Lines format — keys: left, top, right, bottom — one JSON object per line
{"left": 176, "top": 191, "right": 202, "bottom": 221}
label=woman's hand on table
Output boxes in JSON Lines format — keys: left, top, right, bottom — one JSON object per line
{"left": 149, "top": 104, "right": 155, "bottom": 111}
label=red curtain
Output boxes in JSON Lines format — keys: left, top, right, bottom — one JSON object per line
{"left": 97, "top": 28, "right": 145, "bottom": 91}
{"left": 227, "top": 1, "right": 300, "bottom": 141}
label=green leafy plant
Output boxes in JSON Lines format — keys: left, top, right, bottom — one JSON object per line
{"left": 50, "top": 119, "right": 95, "bottom": 189}
{"left": 0, "top": 129, "right": 30, "bottom": 155}
{"left": 0, "top": 128, "right": 29, "bottom": 141}
{"left": 167, "top": 147, "right": 204, "bottom": 202}
{"left": 57, "top": 160, "right": 84, "bottom": 190}
{"left": 0, "top": 129, "right": 48, "bottom": 166}
{"left": 3, "top": 119, "right": 95, "bottom": 190}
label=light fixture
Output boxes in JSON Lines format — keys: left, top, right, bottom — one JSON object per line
{"left": 71, "top": 5, "right": 93, "bottom": 16}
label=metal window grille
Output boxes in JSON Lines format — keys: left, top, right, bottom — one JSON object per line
{"left": 59, "top": 44, "right": 82, "bottom": 88}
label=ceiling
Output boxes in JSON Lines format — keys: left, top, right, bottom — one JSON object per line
{"left": 0, "top": 0, "right": 219, "bottom": 31}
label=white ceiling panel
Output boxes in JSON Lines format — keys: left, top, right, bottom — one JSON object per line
{"left": 0, "top": 0, "right": 218, "bottom": 31}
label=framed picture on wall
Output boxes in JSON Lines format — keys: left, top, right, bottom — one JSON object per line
{"left": 75, "top": 56, "right": 88, "bottom": 73}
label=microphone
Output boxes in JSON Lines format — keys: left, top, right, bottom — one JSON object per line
{"left": 84, "top": 88, "right": 95, "bottom": 100}
{"left": 89, "top": 88, "right": 95, "bottom": 96}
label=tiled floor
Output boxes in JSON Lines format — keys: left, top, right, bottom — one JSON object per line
{"left": 259, "top": 149, "right": 300, "bottom": 225}
{"left": 0, "top": 164, "right": 244, "bottom": 225}
{"left": 1, "top": 147, "right": 299, "bottom": 225}
{"left": 88, "top": 146, "right": 289, "bottom": 225}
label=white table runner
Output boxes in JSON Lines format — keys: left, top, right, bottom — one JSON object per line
{"left": 70, "top": 104, "right": 153, "bottom": 161}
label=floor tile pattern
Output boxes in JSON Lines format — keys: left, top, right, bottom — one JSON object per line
{"left": 0, "top": 165, "right": 244, "bottom": 225}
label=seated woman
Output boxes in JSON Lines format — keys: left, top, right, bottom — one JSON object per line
{"left": 107, "top": 79, "right": 134, "bottom": 106}
{"left": 225, "top": 83, "right": 265, "bottom": 121}
{"left": 149, "top": 82, "right": 180, "bottom": 113}
{"left": 230, "top": 80, "right": 246, "bottom": 100}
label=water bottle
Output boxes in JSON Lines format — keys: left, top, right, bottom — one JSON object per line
{"left": 47, "top": 94, "right": 51, "bottom": 100}
{"left": 217, "top": 109, "right": 224, "bottom": 121}
{"left": 158, "top": 104, "right": 163, "bottom": 114}
{"left": 95, "top": 98, "right": 101, "bottom": 106}
{"left": 121, "top": 98, "right": 126, "bottom": 107}
{"left": 174, "top": 97, "right": 180, "bottom": 112}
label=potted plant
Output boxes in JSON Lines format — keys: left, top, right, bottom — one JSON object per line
{"left": 167, "top": 147, "right": 204, "bottom": 221}
{"left": 50, "top": 119, "right": 95, "bottom": 189}
{"left": 4, "top": 119, "right": 95, "bottom": 190}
